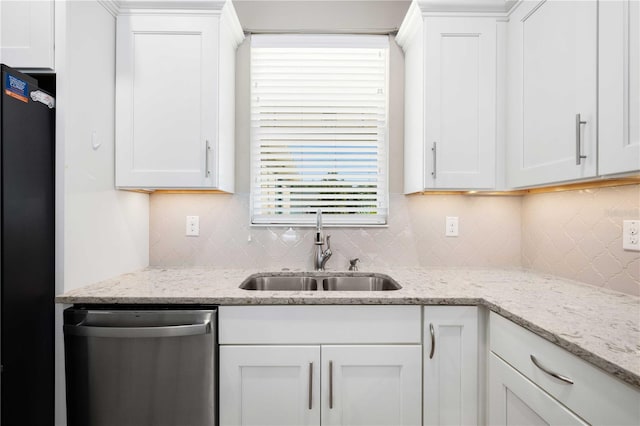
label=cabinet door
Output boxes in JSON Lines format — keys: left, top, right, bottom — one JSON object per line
{"left": 321, "top": 345, "right": 421, "bottom": 426}
{"left": 599, "top": 0, "right": 640, "bottom": 175}
{"left": 423, "top": 306, "right": 478, "bottom": 426}
{"left": 489, "top": 353, "right": 587, "bottom": 425}
{"left": 115, "top": 15, "right": 219, "bottom": 188}
{"left": 220, "top": 346, "right": 320, "bottom": 426}
{"left": 507, "top": 1, "right": 597, "bottom": 187}
{"left": 0, "top": 0, "right": 54, "bottom": 69}
{"left": 424, "top": 18, "right": 496, "bottom": 189}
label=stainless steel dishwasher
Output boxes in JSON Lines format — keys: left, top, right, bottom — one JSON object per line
{"left": 63, "top": 307, "right": 217, "bottom": 426}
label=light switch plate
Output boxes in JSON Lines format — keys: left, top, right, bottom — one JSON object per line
{"left": 446, "top": 216, "right": 459, "bottom": 237}
{"left": 623, "top": 220, "right": 639, "bottom": 251}
{"left": 186, "top": 216, "right": 200, "bottom": 236}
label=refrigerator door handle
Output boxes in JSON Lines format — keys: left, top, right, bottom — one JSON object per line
{"left": 30, "top": 90, "right": 55, "bottom": 108}
{"left": 63, "top": 321, "right": 211, "bottom": 338}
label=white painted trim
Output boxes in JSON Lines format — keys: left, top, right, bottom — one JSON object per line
{"left": 396, "top": 1, "right": 422, "bottom": 48}
{"left": 54, "top": 5, "right": 68, "bottom": 426}
{"left": 112, "top": 0, "right": 244, "bottom": 48}
{"left": 97, "top": 0, "right": 119, "bottom": 17}
{"left": 116, "top": 9, "right": 225, "bottom": 16}
{"left": 416, "top": 0, "right": 518, "bottom": 14}
{"left": 221, "top": 0, "right": 245, "bottom": 47}
{"left": 117, "top": 0, "right": 227, "bottom": 12}
{"left": 398, "top": 0, "right": 516, "bottom": 49}
{"left": 420, "top": 11, "right": 512, "bottom": 18}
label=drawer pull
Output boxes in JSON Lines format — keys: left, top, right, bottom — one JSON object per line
{"left": 429, "top": 323, "right": 435, "bottom": 359}
{"left": 530, "top": 355, "right": 574, "bottom": 385}
{"left": 308, "top": 362, "right": 313, "bottom": 410}
{"left": 329, "top": 361, "right": 334, "bottom": 409}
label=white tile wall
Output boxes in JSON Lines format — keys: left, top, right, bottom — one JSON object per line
{"left": 149, "top": 185, "right": 640, "bottom": 296}
{"left": 150, "top": 193, "right": 522, "bottom": 270}
{"left": 522, "top": 184, "right": 640, "bottom": 296}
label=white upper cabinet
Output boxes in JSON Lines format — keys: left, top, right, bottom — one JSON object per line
{"left": 0, "top": 0, "right": 54, "bottom": 70}
{"left": 506, "top": 0, "right": 598, "bottom": 187}
{"left": 599, "top": 0, "right": 640, "bottom": 176}
{"left": 398, "top": 4, "right": 497, "bottom": 192}
{"left": 115, "top": 1, "right": 243, "bottom": 190}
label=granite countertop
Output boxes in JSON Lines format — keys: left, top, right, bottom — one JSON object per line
{"left": 56, "top": 267, "right": 640, "bottom": 388}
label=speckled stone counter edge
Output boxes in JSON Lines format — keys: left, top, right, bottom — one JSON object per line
{"left": 55, "top": 268, "right": 640, "bottom": 389}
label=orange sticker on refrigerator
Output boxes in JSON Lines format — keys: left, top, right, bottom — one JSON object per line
{"left": 4, "top": 74, "right": 29, "bottom": 103}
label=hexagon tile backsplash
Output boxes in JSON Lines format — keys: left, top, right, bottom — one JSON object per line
{"left": 522, "top": 184, "right": 640, "bottom": 296}
{"left": 149, "top": 184, "right": 640, "bottom": 296}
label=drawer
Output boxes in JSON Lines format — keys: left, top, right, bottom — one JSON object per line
{"left": 490, "top": 312, "right": 640, "bottom": 425}
{"left": 219, "top": 305, "right": 421, "bottom": 344}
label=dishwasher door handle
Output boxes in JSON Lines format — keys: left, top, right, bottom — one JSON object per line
{"left": 64, "top": 321, "right": 211, "bottom": 338}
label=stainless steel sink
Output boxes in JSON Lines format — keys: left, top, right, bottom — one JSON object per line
{"left": 239, "top": 275, "right": 318, "bottom": 291}
{"left": 239, "top": 273, "right": 401, "bottom": 291}
{"left": 322, "top": 276, "right": 401, "bottom": 291}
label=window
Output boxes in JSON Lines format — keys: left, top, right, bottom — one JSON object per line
{"left": 250, "top": 34, "right": 389, "bottom": 226}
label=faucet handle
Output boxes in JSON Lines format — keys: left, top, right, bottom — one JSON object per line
{"left": 349, "top": 258, "right": 360, "bottom": 271}
{"left": 325, "top": 234, "right": 331, "bottom": 250}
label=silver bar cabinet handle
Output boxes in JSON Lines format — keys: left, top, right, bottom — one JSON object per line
{"left": 431, "top": 142, "right": 437, "bottom": 178}
{"left": 308, "top": 362, "right": 313, "bottom": 410}
{"left": 63, "top": 321, "right": 211, "bottom": 338}
{"left": 575, "top": 114, "right": 587, "bottom": 165}
{"left": 530, "top": 355, "right": 574, "bottom": 385}
{"left": 205, "top": 140, "right": 212, "bottom": 177}
{"left": 429, "top": 323, "right": 435, "bottom": 359}
{"left": 329, "top": 361, "right": 333, "bottom": 409}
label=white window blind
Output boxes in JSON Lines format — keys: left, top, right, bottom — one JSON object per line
{"left": 250, "top": 34, "right": 389, "bottom": 226}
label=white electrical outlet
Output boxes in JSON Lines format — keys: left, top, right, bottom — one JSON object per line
{"left": 186, "top": 216, "right": 200, "bottom": 236}
{"left": 623, "top": 220, "right": 639, "bottom": 251}
{"left": 446, "top": 216, "right": 459, "bottom": 237}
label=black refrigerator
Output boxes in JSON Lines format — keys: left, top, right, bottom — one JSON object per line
{"left": 0, "top": 64, "right": 55, "bottom": 425}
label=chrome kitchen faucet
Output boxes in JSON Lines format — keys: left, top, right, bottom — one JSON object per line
{"left": 314, "top": 209, "right": 332, "bottom": 271}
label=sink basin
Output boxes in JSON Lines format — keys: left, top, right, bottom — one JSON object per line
{"left": 239, "top": 275, "right": 318, "bottom": 291}
{"left": 239, "top": 273, "right": 401, "bottom": 291}
{"left": 322, "top": 276, "right": 401, "bottom": 291}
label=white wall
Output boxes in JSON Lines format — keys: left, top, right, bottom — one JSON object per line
{"left": 60, "top": 1, "right": 148, "bottom": 293}
{"left": 55, "top": 1, "right": 150, "bottom": 424}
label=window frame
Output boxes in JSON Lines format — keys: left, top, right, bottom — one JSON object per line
{"left": 249, "top": 33, "right": 390, "bottom": 227}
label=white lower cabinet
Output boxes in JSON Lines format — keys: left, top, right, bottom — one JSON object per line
{"left": 220, "top": 346, "right": 321, "bottom": 426}
{"left": 322, "top": 345, "right": 422, "bottom": 426}
{"left": 220, "top": 345, "right": 421, "bottom": 426}
{"left": 220, "top": 307, "right": 640, "bottom": 426}
{"left": 218, "top": 306, "right": 422, "bottom": 426}
{"left": 489, "top": 353, "right": 587, "bottom": 426}
{"left": 423, "top": 306, "right": 479, "bottom": 426}
{"left": 489, "top": 312, "right": 640, "bottom": 425}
